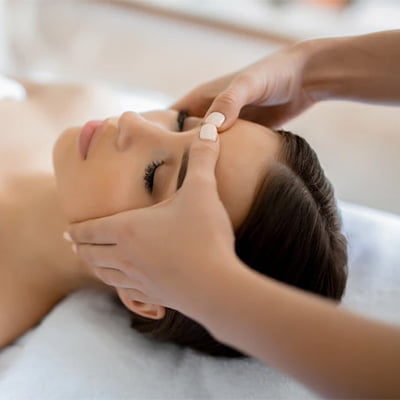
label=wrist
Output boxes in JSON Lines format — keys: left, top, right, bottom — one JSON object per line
{"left": 299, "top": 36, "right": 353, "bottom": 102}
{"left": 184, "top": 252, "right": 248, "bottom": 327}
{"left": 187, "top": 253, "right": 256, "bottom": 342}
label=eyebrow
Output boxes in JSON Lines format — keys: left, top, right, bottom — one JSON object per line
{"left": 176, "top": 146, "right": 190, "bottom": 191}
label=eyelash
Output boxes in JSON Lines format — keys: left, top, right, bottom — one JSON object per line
{"left": 143, "top": 111, "right": 187, "bottom": 194}
{"left": 144, "top": 160, "right": 164, "bottom": 194}
{"left": 177, "top": 109, "right": 188, "bottom": 132}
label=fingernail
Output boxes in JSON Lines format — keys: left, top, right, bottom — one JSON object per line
{"left": 63, "top": 231, "right": 72, "bottom": 242}
{"left": 71, "top": 243, "right": 77, "bottom": 254}
{"left": 200, "top": 123, "right": 218, "bottom": 142}
{"left": 205, "top": 112, "right": 225, "bottom": 128}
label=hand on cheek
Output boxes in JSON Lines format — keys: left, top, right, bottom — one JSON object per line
{"left": 66, "top": 130, "right": 236, "bottom": 314}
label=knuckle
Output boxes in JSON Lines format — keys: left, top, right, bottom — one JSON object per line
{"left": 198, "top": 174, "right": 216, "bottom": 188}
{"left": 101, "top": 274, "right": 113, "bottom": 286}
{"left": 120, "top": 256, "right": 135, "bottom": 271}
{"left": 93, "top": 267, "right": 105, "bottom": 281}
{"left": 187, "top": 168, "right": 216, "bottom": 188}
{"left": 216, "top": 91, "right": 238, "bottom": 109}
{"left": 186, "top": 144, "right": 219, "bottom": 189}
{"left": 232, "top": 72, "right": 256, "bottom": 91}
{"left": 233, "top": 72, "right": 255, "bottom": 88}
{"left": 96, "top": 268, "right": 119, "bottom": 286}
{"left": 190, "top": 141, "right": 218, "bottom": 158}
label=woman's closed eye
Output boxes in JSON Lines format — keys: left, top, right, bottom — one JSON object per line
{"left": 143, "top": 110, "right": 188, "bottom": 195}
{"left": 144, "top": 160, "right": 164, "bottom": 194}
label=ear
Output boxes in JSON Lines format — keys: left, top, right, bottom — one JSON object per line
{"left": 117, "top": 293, "right": 166, "bottom": 320}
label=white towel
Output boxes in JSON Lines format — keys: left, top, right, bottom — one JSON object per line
{"left": 0, "top": 205, "right": 399, "bottom": 399}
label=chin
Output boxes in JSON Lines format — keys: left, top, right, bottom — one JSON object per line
{"left": 53, "top": 127, "right": 80, "bottom": 176}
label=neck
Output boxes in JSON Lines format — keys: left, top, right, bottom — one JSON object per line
{"left": 2, "top": 172, "right": 103, "bottom": 295}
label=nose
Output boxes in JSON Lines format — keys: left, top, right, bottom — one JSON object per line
{"left": 116, "top": 111, "right": 149, "bottom": 151}
{"left": 116, "top": 111, "right": 196, "bottom": 151}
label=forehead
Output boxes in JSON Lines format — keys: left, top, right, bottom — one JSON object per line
{"left": 215, "top": 119, "right": 281, "bottom": 229}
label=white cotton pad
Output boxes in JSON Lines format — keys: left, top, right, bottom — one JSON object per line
{"left": 0, "top": 76, "right": 27, "bottom": 101}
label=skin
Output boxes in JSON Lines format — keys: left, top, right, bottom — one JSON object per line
{"left": 53, "top": 110, "right": 280, "bottom": 229}
{"left": 0, "top": 82, "right": 122, "bottom": 348}
{"left": 0, "top": 100, "right": 281, "bottom": 348}
{"left": 53, "top": 109, "right": 280, "bottom": 318}
{"left": 68, "top": 31, "right": 400, "bottom": 398}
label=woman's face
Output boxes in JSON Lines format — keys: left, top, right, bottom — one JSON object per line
{"left": 53, "top": 110, "right": 281, "bottom": 229}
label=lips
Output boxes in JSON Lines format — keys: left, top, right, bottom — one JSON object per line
{"left": 79, "top": 120, "right": 104, "bottom": 159}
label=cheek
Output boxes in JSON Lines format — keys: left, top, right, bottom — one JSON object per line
{"left": 54, "top": 143, "right": 145, "bottom": 223}
{"left": 62, "top": 181, "right": 111, "bottom": 223}
{"left": 61, "top": 167, "right": 142, "bottom": 222}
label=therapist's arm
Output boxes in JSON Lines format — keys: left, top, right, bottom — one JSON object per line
{"left": 193, "top": 258, "right": 400, "bottom": 399}
{"left": 173, "top": 30, "right": 400, "bottom": 131}
{"left": 303, "top": 30, "right": 400, "bottom": 104}
{"left": 68, "top": 130, "right": 400, "bottom": 398}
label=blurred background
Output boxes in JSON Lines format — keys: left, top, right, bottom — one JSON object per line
{"left": 0, "top": 0, "right": 399, "bottom": 214}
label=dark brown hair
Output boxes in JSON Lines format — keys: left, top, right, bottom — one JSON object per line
{"left": 118, "top": 129, "right": 348, "bottom": 357}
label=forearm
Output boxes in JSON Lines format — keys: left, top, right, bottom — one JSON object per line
{"left": 301, "top": 30, "right": 400, "bottom": 104}
{"left": 192, "top": 257, "right": 400, "bottom": 398}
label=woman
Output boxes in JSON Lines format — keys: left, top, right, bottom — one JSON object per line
{"left": 0, "top": 78, "right": 347, "bottom": 355}
{"left": 66, "top": 30, "right": 400, "bottom": 397}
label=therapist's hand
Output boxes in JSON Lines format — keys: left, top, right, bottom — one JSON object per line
{"left": 66, "top": 133, "right": 237, "bottom": 312}
{"left": 171, "top": 42, "right": 316, "bottom": 131}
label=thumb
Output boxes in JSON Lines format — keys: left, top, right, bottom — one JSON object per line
{"left": 181, "top": 131, "right": 220, "bottom": 195}
{"left": 204, "top": 75, "right": 255, "bottom": 132}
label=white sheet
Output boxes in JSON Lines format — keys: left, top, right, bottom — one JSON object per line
{"left": 0, "top": 202, "right": 399, "bottom": 399}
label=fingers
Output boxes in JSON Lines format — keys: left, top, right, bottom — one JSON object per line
{"left": 75, "top": 244, "right": 146, "bottom": 292}
{"left": 204, "top": 74, "right": 257, "bottom": 132}
{"left": 182, "top": 132, "right": 220, "bottom": 195}
{"left": 74, "top": 242, "right": 124, "bottom": 269}
{"left": 170, "top": 74, "right": 236, "bottom": 117}
{"left": 67, "top": 213, "right": 125, "bottom": 245}
{"left": 169, "top": 92, "right": 210, "bottom": 118}
{"left": 171, "top": 73, "right": 257, "bottom": 132}
{"left": 239, "top": 104, "right": 288, "bottom": 129}
{"left": 92, "top": 267, "right": 132, "bottom": 288}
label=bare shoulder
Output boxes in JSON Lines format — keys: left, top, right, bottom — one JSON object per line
{"left": 5, "top": 78, "right": 119, "bottom": 124}
{"left": 0, "top": 79, "right": 119, "bottom": 174}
